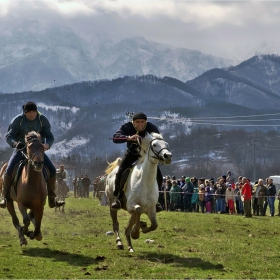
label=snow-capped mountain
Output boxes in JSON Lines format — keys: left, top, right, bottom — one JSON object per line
{"left": 0, "top": 20, "right": 233, "bottom": 93}
{"left": 242, "top": 41, "right": 280, "bottom": 61}
{"left": 0, "top": 20, "right": 99, "bottom": 93}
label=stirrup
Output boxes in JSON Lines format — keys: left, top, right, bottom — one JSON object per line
{"left": 0, "top": 198, "right": 7, "bottom": 209}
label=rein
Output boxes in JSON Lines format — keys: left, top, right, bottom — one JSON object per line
{"left": 20, "top": 139, "right": 44, "bottom": 169}
{"left": 142, "top": 137, "right": 170, "bottom": 163}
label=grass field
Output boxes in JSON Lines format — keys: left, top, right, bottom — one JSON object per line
{"left": 0, "top": 193, "right": 279, "bottom": 279}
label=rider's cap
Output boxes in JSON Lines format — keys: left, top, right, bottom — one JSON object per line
{"left": 22, "top": 102, "right": 37, "bottom": 113}
{"left": 132, "top": 112, "right": 147, "bottom": 120}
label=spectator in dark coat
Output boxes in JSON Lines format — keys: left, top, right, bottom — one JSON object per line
{"left": 82, "top": 174, "right": 91, "bottom": 198}
{"left": 182, "top": 177, "right": 193, "bottom": 212}
{"left": 266, "top": 178, "right": 276, "bottom": 217}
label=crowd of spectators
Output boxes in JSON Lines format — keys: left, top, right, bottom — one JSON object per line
{"left": 72, "top": 174, "right": 91, "bottom": 198}
{"left": 158, "top": 171, "right": 280, "bottom": 217}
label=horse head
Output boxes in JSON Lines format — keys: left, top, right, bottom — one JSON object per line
{"left": 25, "top": 131, "right": 44, "bottom": 172}
{"left": 141, "top": 132, "right": 172, "bottom": 165}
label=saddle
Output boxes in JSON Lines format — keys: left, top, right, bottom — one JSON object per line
{"left": 10, "top": 161, "right": 50, "bottom": 197}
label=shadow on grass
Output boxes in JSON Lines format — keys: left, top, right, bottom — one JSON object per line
{"left": 21, "top": 248, "right": 103, "bottom": 266}
{"left": 135, "top": 252, "right": 224, "bottom": 271}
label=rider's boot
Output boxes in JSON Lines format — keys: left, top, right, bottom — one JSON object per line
{"left": 0, "top": 173, "right": 13, "bottom": 209}
{"left": 46, "top": 176, "right": 65, "bottom": 208}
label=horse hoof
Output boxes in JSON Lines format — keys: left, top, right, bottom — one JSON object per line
{"left": 27, "top": 231, "right": 33, "bottom": 238}
{"left": 20, "top": 239, "right": 27, "bottom": 246}
{"left": 128, "top": 247, "right": 135, "bottom": 253}
{"left": 140, "top": 221, "right": 147, "bottom": 229}
{"left": 28, "top": 232, "right": 35, "bottom": 240}
{"left": 35, "top": 232, "right": 43, "bottom": 241}
{"left": 117, "top": 244, "right": 124, "bottom": 250}
{"left": 131, "top": 231, "right": 140, "bottom": 240}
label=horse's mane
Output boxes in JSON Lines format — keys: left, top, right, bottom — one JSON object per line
{"left": 149, "top": 132, "right": 163, "bottom": 139}
{"left": 105, "top": 157, "right": 122, "bottom": 175}
{"left": 25, "top": 131, "right": 41, "bottom": 143}
{"left": 141, "top": 132, "right": 163, "bottom": 146}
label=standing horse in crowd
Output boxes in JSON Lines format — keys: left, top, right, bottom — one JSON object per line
{"left": 105, "top": 132, "right": 172, "bottom": 252}
{"left": 5, "top": 132, "right": 47, "bottom": 246}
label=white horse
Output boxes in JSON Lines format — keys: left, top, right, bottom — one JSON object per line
{"left": 105, "top": 132, "right": 172, "bottom": 252}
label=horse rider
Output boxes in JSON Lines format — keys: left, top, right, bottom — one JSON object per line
{"left": 57, "top": 164, "right": 67, "bottom": 182}
{"left": 0, "top": 101, "right": 65, "bottom": 209}
{"left": 111, "top": 112, "right": 163, "bottom": 212}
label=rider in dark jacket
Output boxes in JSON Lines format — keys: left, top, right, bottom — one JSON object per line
{"left": 0, "top": 102, "right": 65, "bottom": 209}
{"left": 111, "top": 112, "right": 163, "bottom": 211}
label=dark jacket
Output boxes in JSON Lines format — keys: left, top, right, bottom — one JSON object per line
{"left": 267, "top": 183, "right": 276, "bottom": 197}
{"left": 6, "top": 112, "right": 54, "bottom": 148}
{"left": 82, "top": 177, "right": 91, "bottom": 187}
{"left": 215, "top": 183, "right": 226, "bottom": 199}
{"left": 56, "top": 170, "right": 66, "bottom": 181}
{"left": 113, "top": 121, "right": 159, "bottom": 153}
{"left": 182, "top": 182, "right": 194, "bottom": 196}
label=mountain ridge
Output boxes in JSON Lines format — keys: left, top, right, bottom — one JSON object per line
{"left": 0, "top": 20, "right": 232, "bottom": 93}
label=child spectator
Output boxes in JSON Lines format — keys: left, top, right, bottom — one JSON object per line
{"left": 225, "top": 184, "right": 235, "bottom": 214}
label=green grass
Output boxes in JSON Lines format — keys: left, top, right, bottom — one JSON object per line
{"left": 0, "top": 193, "right": 280, "bottom": 279}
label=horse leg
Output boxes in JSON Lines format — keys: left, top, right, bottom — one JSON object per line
{"left": 61, "top": 204, "right": 65, "bottom": 213}
{"left": 141, "top": 209, "right": 158, "bottom": 234}
{"left": 28, "top": 210, "right": 42, "bottom": 240}
{"left": 131, "top": 205, "right": 141, "bottom": 240}
{"left": 7, "top": 201, "right": 27, "bottom": 246}
{"left": 110, "top": 208, "right": 124, "bottom": 250}
{"left": 30, "top": 208, "right": 44, "bottom": 241}
{"left": 125, "top": 212, "right": 137, "bottom": 252}
{"left": 18, "top": 203, "right": 31, "bottom": 237}
{"left": 28, "top": 210, "right": 35, "bottom": 225}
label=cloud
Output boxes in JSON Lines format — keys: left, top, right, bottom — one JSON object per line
{"left": 1, "top": 0, "right": 280, "bottom": 60}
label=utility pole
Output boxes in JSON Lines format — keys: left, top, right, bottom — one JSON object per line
{"left": 253, "top": 140, "right": 256, "bottom": 182}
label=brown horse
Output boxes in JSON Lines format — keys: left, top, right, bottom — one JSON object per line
{"left": 7, "top": 131, "right": 47, "bottom": 246}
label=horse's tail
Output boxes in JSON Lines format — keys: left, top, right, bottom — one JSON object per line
{"left": 105, "top": 157, "right": 122, "bottom": 175}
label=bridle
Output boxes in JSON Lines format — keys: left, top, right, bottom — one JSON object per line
{"left": 140, "top": 137, "right": 170, "bottom": 163}
{"left": 20, "top": 139, "right": 44, "bottom": 170}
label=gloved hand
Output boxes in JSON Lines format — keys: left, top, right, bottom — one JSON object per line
{"left": 15, "top": 142, "right": 25, "bottom": 150}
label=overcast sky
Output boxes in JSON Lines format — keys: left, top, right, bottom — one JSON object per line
{"left": 0, "top": 0, "right": 280, "bottom": 60}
